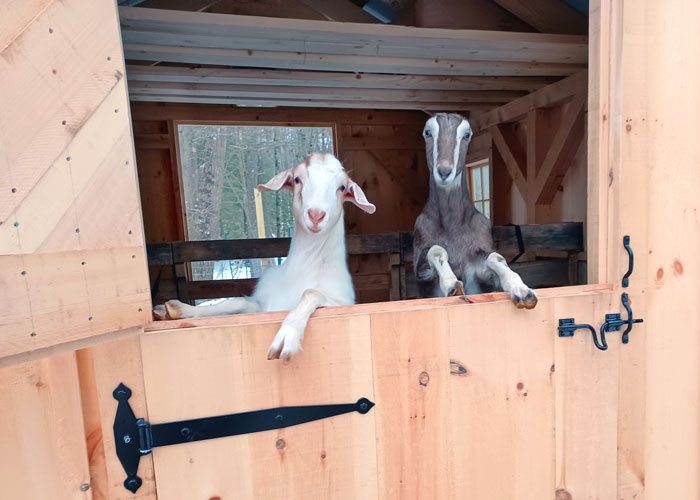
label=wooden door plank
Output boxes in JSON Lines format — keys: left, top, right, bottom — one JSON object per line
{"left": 87, "top": 335, "right": 158, "bottom": 500}
{"left": 0, "top": 353, "right": 92, "bottom": 499}
{"left": 139, "top": 315, "right": 377, "bottom": 499}
{"left": 0, "top": 0, "right": 151, "bottom": 358}
{"left": 553, "top": 293, "right": 620, "bottom": 499}
{"left": 370, "top": 307, "right": 450, "bottom": 500}
{"left": 447, "top": 299, "right": 556, "bottom": 499}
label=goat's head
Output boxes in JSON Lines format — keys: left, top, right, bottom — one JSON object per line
{"left": 423, "top": 113, "right": 473, "bottom": 188}
{"left": 258, "top": 152, "right": 375, "bottom": 234}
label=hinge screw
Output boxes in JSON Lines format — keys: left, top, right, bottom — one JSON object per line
{"left": 360, "top": 402, "right": 368, "bottom": 411}
{"left": 123, "top": 434, "right": 131, "bottom": 444}
{"left": 275, "top": 414, "right": 283, "bottom": 422}
{"left": 80, "top": 483, "right": 90, "bottom": 492}
{"left": 180, "top": 427, "right": 190, "bottom": 437}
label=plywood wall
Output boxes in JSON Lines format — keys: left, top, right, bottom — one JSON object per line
{"left": 0, "top": 0, "right": 151, "bottom": 360}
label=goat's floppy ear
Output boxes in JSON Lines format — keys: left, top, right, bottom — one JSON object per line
{"left": 257, "top": 169, "right": 294, "bottom": 192}
{"left": 344, "top": 180, "right": 376, "bottom": 214}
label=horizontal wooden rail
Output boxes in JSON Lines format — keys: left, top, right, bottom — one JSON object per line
{"left": 147, "top": 224, "right": 582, "bottom": 266}
{"left": 147, "top": 223, "right": 583, "bottom": 303}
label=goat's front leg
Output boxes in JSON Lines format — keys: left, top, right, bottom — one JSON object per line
{"left": 484, "top": 252, "right": 538, "bottom": 309}
{"left": 426, "top": 245, "right": 465, "bottom": 297}
{"left": 163, "top": 297, "right": 260, "bottom": 319}
{"left": 267, "top": 289, "right": 326, "bottom": 361}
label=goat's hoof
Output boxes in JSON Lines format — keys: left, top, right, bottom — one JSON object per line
{"left": 427, "top": 245, "right": 449, "bottom": 265}
{"left": 448, "top": 281, "right": 465, "bottom": 296}
{"left": 164, "top": 299, "right": 187, "bottom": 319}
{"left": 512, "top": 288, "right": 538, "bottom": 309}
{"left": 152, "top": 304, "right": 167, "bottom": 321}
{"left": 279, "top": 336, "right": 302, "bottom": 362}
{"left": 267, "top": 346, "right": 282, "bottom": 360}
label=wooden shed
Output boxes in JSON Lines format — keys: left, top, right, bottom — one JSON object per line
{"left": 1, "top": 0, "right": 698, "bottom": 498}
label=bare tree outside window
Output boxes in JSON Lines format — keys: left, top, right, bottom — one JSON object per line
{"left": 177, "top": 124, "right": 334, "bottom": 286}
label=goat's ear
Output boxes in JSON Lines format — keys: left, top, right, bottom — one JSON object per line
{"left": 344, "top": 180, "right": 376, "bottom": 214}
{"left": 258, "top": 169, "right": 294, "bottom": 192}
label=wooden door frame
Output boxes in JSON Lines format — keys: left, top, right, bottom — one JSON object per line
{"left": 588, "top": 1, "right": 700, "bottom": 498}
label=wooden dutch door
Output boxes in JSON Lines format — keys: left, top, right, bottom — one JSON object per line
{"left": 3, "top": 1, "right": 698, "bottom": 500}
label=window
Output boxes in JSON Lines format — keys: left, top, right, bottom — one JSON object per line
{"left": 467, "top": 159, "right": 491, "bottom": 218}
{"left": 177, "top": 124, "right": 335, "bottom": 284}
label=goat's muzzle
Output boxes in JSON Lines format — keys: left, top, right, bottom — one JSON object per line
{"left": 437, "top": 164, "right": 452, "bottom": 181}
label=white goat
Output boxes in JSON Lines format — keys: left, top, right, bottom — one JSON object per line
{"left": 160, "top": 153, "right": 376, "bottom": 360}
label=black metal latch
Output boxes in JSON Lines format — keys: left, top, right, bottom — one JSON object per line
{"left": 558, "top": 235, "right": 644, "bottom": 351}
{"left": 113, "top": 383, "right": 375, "bottom": 493}
{"left": 558, "top": 292, "right": 644, "bottom": 350}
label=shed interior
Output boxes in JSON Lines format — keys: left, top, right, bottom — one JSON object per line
{"left": 118, "top": 0, "right": 590, "bottom": 307}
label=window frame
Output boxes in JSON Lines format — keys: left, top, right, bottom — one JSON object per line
{"left": 171, "top": 120, "right": 339, "bottom": 283}
{"left": 466, "top": 158, "right": 492, "bottom": 219}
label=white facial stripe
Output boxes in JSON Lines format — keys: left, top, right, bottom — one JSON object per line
{"left": 425, "top": 117, "right": 439, "bottom": 170}
{"left": 453, "top": 119, "right": 471, "bottom": 177}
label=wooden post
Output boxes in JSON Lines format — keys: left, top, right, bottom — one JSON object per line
{"left": 588, "top": 0, "right": 700, "bottom": 497}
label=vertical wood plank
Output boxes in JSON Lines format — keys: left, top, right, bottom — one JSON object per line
{"left": 139, "top": 315, "right": 377, "bottom": 500}
{"left": 371, "top": 308, "right": 450, "bottom": 500}
{"left": 88, "top": 335, "right": 157, "bottom": 500}
{"left": 553, "top": 292, "right": 619, "bottom": 499}
{"left": 0, "top": 353, "right": 92, "bottom": 500}
{"left": 447, "top": 300, "right": 556, "bottom": 500}
{"left": 622, "top": 1, "right": 700, "bottom": 498}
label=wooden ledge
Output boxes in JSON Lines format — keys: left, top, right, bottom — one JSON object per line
{"left": 145, "top": 283, "right": 612, "bottom": 333}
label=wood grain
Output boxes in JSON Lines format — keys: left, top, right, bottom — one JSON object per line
{"left": 139, "top": 314, "right": 377, "bottom": 499}
{"left": 0, "top": 0, "right": 151, "bottom": 359}
{"left": 0, "top": 353, "right": 92, "bottom": 500}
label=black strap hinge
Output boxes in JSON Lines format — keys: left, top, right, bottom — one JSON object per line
{"left": 113, "top": 383, "right": 375, "bottom": 494}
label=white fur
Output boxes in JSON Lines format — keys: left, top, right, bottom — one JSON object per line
{"left": 425, "top": 116, "right": 439, "bottom": 174}
{"left": 161, "top": 153, "right": 375, "bottom": 361}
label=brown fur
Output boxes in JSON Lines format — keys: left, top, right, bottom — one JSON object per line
{"left": 413, "top": 113, "right": 497, "bottom": 297}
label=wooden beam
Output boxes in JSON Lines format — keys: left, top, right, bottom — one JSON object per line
{"left": 535, "top": 93, "right": 586, "bottom": 204}
{"left": 491, "top": 123, "right": 528, "bottom": 197}
{"left": 123, "top": 43, "right": 583, "bottom": 77}
{"left": 128, "top": 80, "right": 526, "bottom": 104}
{"left": 492, "top": 0, "right": 588, "bottom": 35}
{"left": 130, "top": 102, "right": 429, "bottom": 124}
{"left": 119, "top": 7, "right": 588, "bottom": 64}
{"left": 125, "top": 65, "right": 559, "bottom": 92}
{"left": 129, "top": 93, "right": 485, "bottom": 112}
{"left": 471, "top": 70, "right": 587, "bottom": 131}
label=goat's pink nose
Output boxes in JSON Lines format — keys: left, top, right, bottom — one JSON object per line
{"left": 307, "top": 209, "right": 326, "bottom": 225}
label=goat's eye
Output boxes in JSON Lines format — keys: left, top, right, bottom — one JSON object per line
{"left": 424, "top": 129, "right": 431, "bottom": 138}
{"left": 294, "top": 176, "right": 301, "bottom": 184}
{"left": 463, "top": 132, "right": 472, "bottom": 141}
{"left": 339, "top": 185, "right": 346, "bottom": 192}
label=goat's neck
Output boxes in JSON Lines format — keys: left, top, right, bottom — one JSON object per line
{"left": 286, "top": 215, "right": 346, "bottom": 267}
{"left": 428, "top": 170, "right": 478, "bottom": 228}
